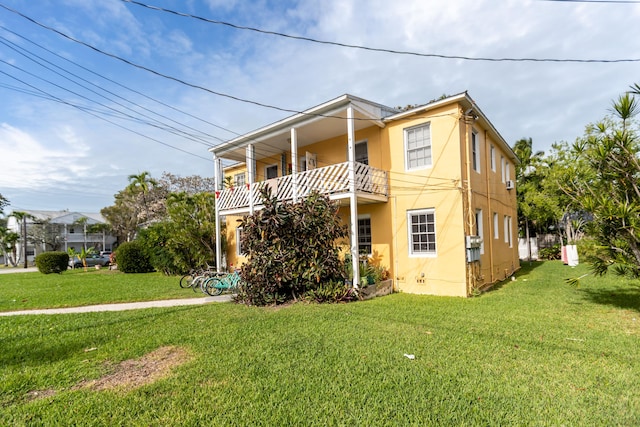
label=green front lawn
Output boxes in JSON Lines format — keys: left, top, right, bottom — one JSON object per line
{"left": 0, "top": 269, "right": 200, "bottom": 312}
{"left": 0, "top": 261, "right": 638, "bottom": 425}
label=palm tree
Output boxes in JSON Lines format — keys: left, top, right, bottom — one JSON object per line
{"left": 127, "top": 171, "right": 158, "bottom": 225}
{"left": 9, "top": 211, "right": 34, "bottom": 268}
{"left": 513, "top": 138, "right": 545, "bottom": 261}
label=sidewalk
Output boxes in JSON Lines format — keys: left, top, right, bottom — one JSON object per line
{"left": 0, "top": 295, "right": 233, "bottom": 317}
{"left": 0, "top": 266, "right": 39, "bottom": 274}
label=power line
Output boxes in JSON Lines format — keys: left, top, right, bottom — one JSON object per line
{"left": 0, "top": 25, "right": 237, "bottom": 144}
{"left": 122, "top": 0, "right": 640, "bottom": 63}
{"left": 0, "top": 3, "right": 393, "bottom": 122}
{"left": 0, "top": 67, "right": 211, "bottom": 162}
{"left": 538, "top": 0, "right": 640, "bottom": 3}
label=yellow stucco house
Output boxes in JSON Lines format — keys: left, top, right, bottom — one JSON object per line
{"left": 209, "top": 92, "right": 520, "bottom": 297}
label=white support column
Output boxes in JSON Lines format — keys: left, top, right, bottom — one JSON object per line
{"left": 247, "top": 144, "right": 255, "bottom": 215}
{"left": 213, "top": 154, "right": 223, "bottom": 273}
{"left": 347, "top": 104, "right": 360, "bottom": 288}
{"left": 291, "top": 128, "right": 298, "bottom": 203}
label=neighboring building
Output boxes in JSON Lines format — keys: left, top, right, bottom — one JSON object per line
{"left": 6, "top": 210, "right": 116, "bottom": 263}
{"left": 209, "top": 92, "right": 519, "bottom": 297}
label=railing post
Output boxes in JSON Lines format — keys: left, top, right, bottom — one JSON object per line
{"left": 247, "top": 144, "right": 255, "bottom": 215}
{"left": 213, "top": 154, "right": 223, "bottom": 273}
{"left": 347, "top": 104, "right": 360, "bottom": 288}
{"left": 291, "top": 128, "right": 298, "bottom": 203}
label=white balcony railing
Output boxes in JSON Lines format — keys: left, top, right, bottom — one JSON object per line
{"left": 216, "top": 161, "right": 388, "bottom": 213}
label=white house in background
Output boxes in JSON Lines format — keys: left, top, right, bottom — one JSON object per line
{"left": 6, "top": 209, "right": 116, "bottom": 263}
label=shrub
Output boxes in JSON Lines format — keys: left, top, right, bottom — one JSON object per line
{"left": 35, "top": 251, "right": 69, "bottom": 274}
{"left": 538, "top": 244, "right": 561, "bottom": 260}
{"left": 304, "top": 281, "right": 358, "bottom": 303}
{"left": 237, "top": 188, "right": 348, "bottom": 306}
{"left": 116, "top": 241, "right": 154, "bottom": 273}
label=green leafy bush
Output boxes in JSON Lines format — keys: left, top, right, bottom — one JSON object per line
{"left": 237, "top": 188, "right": 348, "bottom": 306}
{"left": 304, "top": 281, "right": 358, "bottom": 303}
{"left": 35, "top": 251, "right": 69, "bottom": 274}
{"left": 538, "top": 244, "right": 561, "bottom": 260}
{"left": 116, "top": 241, "right": 154, "bottom": 273}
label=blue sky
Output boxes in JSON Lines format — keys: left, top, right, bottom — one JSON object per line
{"left": 1, "top": 0, "right": 639, "bottom": 213}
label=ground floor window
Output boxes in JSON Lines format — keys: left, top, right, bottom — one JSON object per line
{"left": 358, "top": 216, "right": 371, "bottom": 255}
{"left": 408, "top": 209, "right": 436, "bottom": 256}
{"left": 236, "top": 227, "right": 246, "bottom": 256}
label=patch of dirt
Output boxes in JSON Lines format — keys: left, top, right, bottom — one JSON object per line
{"left": 27, "top": 346, "right": 191, "bottom": 400}
{"left": 75, "top": 346, "right": 191, "bottom": 392}
{"left": 25, "top": 389, "right": 57, "bottom": 402}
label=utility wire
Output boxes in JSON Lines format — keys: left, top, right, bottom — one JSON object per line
{"left": 0, "top": 6, "right": 507, "bottom": 191}
{"left": 0, "top": 3, "right": 389, "bottom": 121}
{"left": 122, "top": 0, "right": 640, "bottom": 63}
{"left": 0, "top": 68, "right": 211, "bottom": 161}
{"left": 0, "top": 26, "right": 242, "bottom": 141}
{"left": 538, "top": 0, "right": 640, "bottom": 3}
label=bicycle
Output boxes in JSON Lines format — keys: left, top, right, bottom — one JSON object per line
{"left": 179, "top": 266, "right": 221, "bottom": 293}
{"left": 204, "top": 270, "right": 242, "bottom": 296}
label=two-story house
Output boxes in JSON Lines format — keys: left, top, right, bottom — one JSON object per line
{"left": 6, "top": 210, "right": 116, "bottom": 263}
{"left": 209, "top": 92, "right": 519, "bottom": 297}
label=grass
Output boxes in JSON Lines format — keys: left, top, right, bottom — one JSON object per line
{"left": 0, "top": 269, "right": 202, "bottom": 312}
{"left": 0, "top": 261, "right": 639, "bottom": 425}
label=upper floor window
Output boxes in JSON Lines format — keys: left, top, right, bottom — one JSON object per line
{"left": 408, "top": 209, "right": 437, "bottom": 256}
{"left": 490, "top": 145, "right": 496, "bottom": 172}
{"left": 355, "top": 141, "right": 369, "bottom": 165}
{"left": 265, "top": 164, "right": 278, "bottom": 180}
{"left": 234, "top": 173, "right": 245, "bottom": 187}
{"left": 472, "top": 130, "right": 480, "bottom": 173}
{"left": 404, "top": 123, "right": 432, "bottom": 171}
{"left": 501, "top": 156, "right": 506, "bottom": 183}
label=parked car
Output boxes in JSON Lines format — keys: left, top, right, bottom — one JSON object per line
{"left": 69, "top": 254, "right": 110, "bottom": 268}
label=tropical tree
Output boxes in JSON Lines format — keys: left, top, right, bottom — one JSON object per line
{"left": 558, "top": 88, "right": 640, "bottom": 277}
{"left": 137, "top": 191, "right": 220, "bottom": 274}
{"left": 10, "top": 211, "right": 34, "bottom": 268}
{"left": 127, "top": 171, "right": 159, "bottom": 225}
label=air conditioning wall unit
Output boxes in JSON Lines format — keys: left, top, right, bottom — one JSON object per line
{"left": 506, "top": 180, "right": 514, "bottom": 190}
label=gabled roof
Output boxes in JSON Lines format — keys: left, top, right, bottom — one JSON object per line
{"left": 9, "top": 209, "right": 106, "bottom": 225}
{"left": 209, "top": 94, "right": 399, "bottom": 162}
{"left": 209, "top": 91, "right": 518, "bottom": 165}
{"left": 385, "top": 92, "right": 519, "bottom": 164}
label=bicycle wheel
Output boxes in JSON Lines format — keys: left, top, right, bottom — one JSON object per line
{"left": 204, "top": 277, "right": 224, "bottom": 296}
{"left": 179, "top": 274, "right": 194, "bottom": 288}
{"left": 191, "top": 275, "right": 206, "bottom": 293}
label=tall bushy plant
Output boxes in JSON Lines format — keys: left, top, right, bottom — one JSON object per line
{"left": 35, "top": 251, "right": 69, "bottom": 274}
{"left": 116, "top": 241, "right": 154, "bottom": 273}
{"left": 237, "top": 188, "right": 348, "bottom": 306}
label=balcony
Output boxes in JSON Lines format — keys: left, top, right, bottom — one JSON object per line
{"left": 216, "top": 161, "right": 388, "bottom": 215}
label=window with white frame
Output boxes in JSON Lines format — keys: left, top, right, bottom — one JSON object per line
{"left": 493, "top": 212, "right": 499, "bottom": 239}
{"left": 234, "top": 173, "right": 245, "bottom": 187}
{"left": 358, "top": 216, "right": 372, "bottom": 255}
{"left": 490, "top": 145, "right": 496, "bottom": 172}
{"left": 355, "top": 141, "right": 369, "bottom": 165}
{"left": 505, "top": 161, "right": 511, "bottom": 182}
{"left": 501, "top": 156, "right": 506, "bottom": 183}
{"left": 236, "top": 227, "right": 246, "bottom": 256}
{"left": 404, "top": 123, "right": 432, "bottom": 170}
{"left": 265, "top": 164, "right": 278, "bottom": 180}
{"left": 475, "top": 209, "right": 484, "bottom": 254}
{"left": 472, "top": 130, "right": 480, "bottom": 173}
{"left": 504, "top": 215, "right": 512, "bottom": 247}
{"left": 408, "top": 209, "right": 436, "bottom": 256}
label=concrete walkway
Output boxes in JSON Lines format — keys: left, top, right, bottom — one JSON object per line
{"left": 0, "top": 266, "right": 234, "bottom": 316}
{"left": 0, "top": 295, "right": 233, "bottom": 317}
